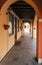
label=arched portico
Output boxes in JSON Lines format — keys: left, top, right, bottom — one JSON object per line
{"left": 0, "top": 0, "right": 39, "bottom": 16}
{"left": 0, "top": 0, "right": 42, "bottom": 64}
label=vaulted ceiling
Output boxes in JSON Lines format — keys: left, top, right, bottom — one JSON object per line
{"left": 8, "top": 1, "right": 35, "bottom": 22}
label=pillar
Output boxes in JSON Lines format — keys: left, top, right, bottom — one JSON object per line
{"left": 32, "top": 21, "right": 33, "bottom": 39}
{"left": 37, "top": 19, "right": 42, "bottom": 63}
{"left": 30, "top": 22, "right": 31, "bottom": 34}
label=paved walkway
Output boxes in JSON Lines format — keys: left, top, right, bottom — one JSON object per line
{"left": 0, "top": 33, "right": 41, "bottom": 65}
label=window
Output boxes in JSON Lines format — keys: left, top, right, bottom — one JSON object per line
{"left": 8, "top": 12, "right": 14, "bottom": 35}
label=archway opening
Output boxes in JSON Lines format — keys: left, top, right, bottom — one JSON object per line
{"left": 23, "top": 23, "right": 30, "bottom": 34}
{"left": 7, "top": 0, "right": 38, "bottom": 59}
{"left": 0, "top": 0, "right": 40, "bottom": 63}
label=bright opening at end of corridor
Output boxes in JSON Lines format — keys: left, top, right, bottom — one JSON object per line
{"left": 24, "top": 23, "right": 30, "bottom": 34}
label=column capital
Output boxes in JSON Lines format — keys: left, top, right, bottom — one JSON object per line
{"left": 39, "top": 19, "right": 42, "bottom": 22}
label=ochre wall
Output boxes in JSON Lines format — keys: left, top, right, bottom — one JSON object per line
{"left": 17, "top": 31, "right": 22, "bottom": 40}
{"left": 33, "top": 14, "right": 37, "bottom": 38}
{"left": 8, "top": 35, "right": 15, "bottom": 51}
{"left": 0, "top": 5, "right": 22, "bottom": 61}
{"left": 0, "top": 12, "right": 8, "bottom": 61}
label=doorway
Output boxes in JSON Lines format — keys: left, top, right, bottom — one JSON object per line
{"left": 23, "top": 22, "right": 30, "bottom": 34}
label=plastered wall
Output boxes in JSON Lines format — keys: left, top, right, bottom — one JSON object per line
{"left": 33, "top": 14, "right": 38, "bottom": 38}
{"left": 17, "top": 31, "right": 22, "bottom": 40}
{"left": 0, "top": 13, "right": 8, "bottom": 61}
{"left": 0, "top": 12, "right": 22, "bottom": 61}
{"left": 8, "top": 35, "right": 15, "bottom": 51}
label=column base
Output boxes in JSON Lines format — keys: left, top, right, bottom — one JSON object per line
{"left": 38, "top": 58, "right": 42, "bottom": 64}
{"left": 35, "top": 57, "right": 42, "bottom": 64}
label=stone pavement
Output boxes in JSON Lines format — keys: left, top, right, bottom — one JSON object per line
{"left": 0, "top": 33, "right": 41, "bottom": 65}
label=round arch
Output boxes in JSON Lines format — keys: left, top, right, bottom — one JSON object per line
{"left": 0, "top": 0, "right": 39, "bottom": 17}
{"left": 0, "top": 0, "right": 40, "bottom": 61}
